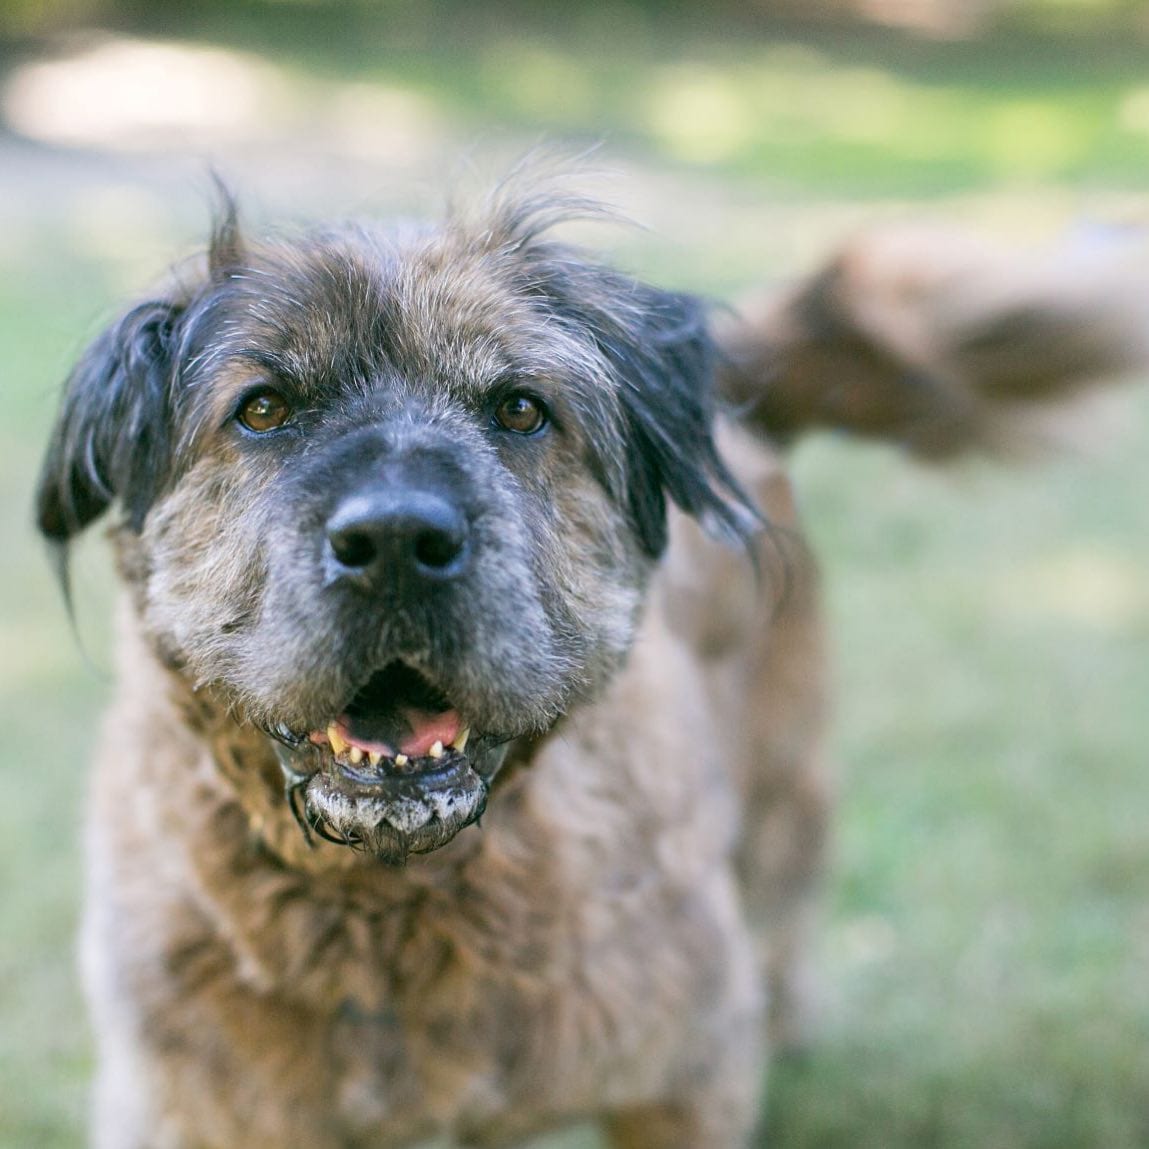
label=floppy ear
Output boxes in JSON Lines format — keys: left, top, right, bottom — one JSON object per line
{"left": 598, "top": 281, "right": 756, "bottom": 556}
{"left": 524, "top": 252, "right": 757, "bottom": 557}
{"left": 36, "top": 190, "right": 244, "bottom": 545}
{"left": 36, "top": 297, "right": 183, "bottom": 543}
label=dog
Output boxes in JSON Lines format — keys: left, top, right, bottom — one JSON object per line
{"left": 37, "top": 174, "right": 1142, "bottom": 1148}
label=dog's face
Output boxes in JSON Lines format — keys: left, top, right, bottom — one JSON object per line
{"left": 37, "top": 188, "right": 751, "bottom": 861}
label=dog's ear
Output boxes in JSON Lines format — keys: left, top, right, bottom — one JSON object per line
{"left": 597, "top": 281, "right": 755, "bottom": 557}
{"left": 523, "top": 253, "right": 756, "bottom": 557}
{"left": 36, "top": 296, "right": 184, "bottom": 543}
{"left": 37, "top": 194, "right": 243, "bottom": 545}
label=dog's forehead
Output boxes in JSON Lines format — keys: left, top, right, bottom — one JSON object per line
{"left": 214, "top": 222, "right": 587, "bottom": 399}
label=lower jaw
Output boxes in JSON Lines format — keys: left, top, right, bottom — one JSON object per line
{"left": 272, "top": 739, "right": 509, "bottom": 862}
{"left": 304, "top": 765, "right": 490, "bottom": 863}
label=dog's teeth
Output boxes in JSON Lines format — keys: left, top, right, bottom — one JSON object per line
{"left": 327, "top": 725, "right": 347, "bottom": 755}
{"left": 349, "top": 746, "right": 364, "bottom": 765}
{"left": 394, "top": 754, "right": 408, "bottom": 767}
{"left": 429, "top": 740, "right": 444, "bottom": 759}
{"left": 367, "top": 751, "right": 382, "bottom": 768}
{"left": 451, "top": 727, "right": 470, "bottom": 753}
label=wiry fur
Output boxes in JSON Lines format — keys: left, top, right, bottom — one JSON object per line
{"left": 38, "top": 180, "right": 1138, "bottom": 1148}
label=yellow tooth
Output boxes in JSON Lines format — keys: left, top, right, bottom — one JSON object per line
{"left": 395, "top": 754, "right": 408, "bottom": 767}
{"left": 367, "top": 751, "right": 382, "bottom": 768}
{"left": 327, "top": 725, "right": 347, "bottom": 756}
{"left": 349, "top": 746, "right": 364, "bottom": 765}
{"left": 429, "top": 740, "right": 444, "bottom": 759}
{"left": 451, "top": 727, "right": 470, "bottom": 753}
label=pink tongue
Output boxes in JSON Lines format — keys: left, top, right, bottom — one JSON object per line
{"left": 334, "top": 709, "right": 462, "bottom": 759}
{"left": 395, "top": 709, "right": 462, "bottom": 757}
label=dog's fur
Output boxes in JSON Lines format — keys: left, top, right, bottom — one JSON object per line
{"left": 37, "top": 178, "right": 1141, "bottom": 1148}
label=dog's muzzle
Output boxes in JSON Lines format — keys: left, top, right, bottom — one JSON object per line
{"left": 267, "top": 444, "right": 525, "bottom": 860}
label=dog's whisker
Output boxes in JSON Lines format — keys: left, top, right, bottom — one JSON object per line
{"left": 285, "top": 778, "right": 316, "bottom": 850}
{"left": 309, "top": 815, "right": 353, "bottom": 850}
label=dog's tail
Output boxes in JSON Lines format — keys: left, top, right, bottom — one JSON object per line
{"left": 716, "top": 222, "right": 1148, "bottom": 459}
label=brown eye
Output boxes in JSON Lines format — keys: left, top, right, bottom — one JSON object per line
{"left": 493, "top": 393, "right": 547, "bottom": 435}
{"left": 237, "top": 390, "right": 291, "bottom": 433}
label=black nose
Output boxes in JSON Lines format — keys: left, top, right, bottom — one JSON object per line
{"left": 326, "top": 488, "right": 470, "bottom": 584}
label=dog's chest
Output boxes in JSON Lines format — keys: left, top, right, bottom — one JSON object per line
{"left": 326, "top": 965, "right": 578, "bottom": 1143}
{"left": 317, "top": 902, "right": 658, "bottom": 1138}
{"left": 303, "top": 781, "right": 742, "bottom": 1144}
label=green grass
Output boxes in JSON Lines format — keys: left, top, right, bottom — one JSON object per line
{"left": 768, "top": 432, "right": 1149, "bottom": 1148}
{"left": 118, "top": 3, "right": 1149, "bottom": 199}
{"left": 2, "top": 10, "right": 1149, "bottom": 1147}
{"left": 0, "top": 232, "right": 122, "bottom": 1148}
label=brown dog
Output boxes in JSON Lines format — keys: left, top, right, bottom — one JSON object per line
{"left": 37, "top": 177, "right": 1140, "bottom": 1148}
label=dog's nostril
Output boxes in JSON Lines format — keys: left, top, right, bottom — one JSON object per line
{"left": 326, "top": 491, "right": 469, "bottom": 581}
{"left": 413, "top": 526, "right": 464, "bottom": 570}
{"left": 328, "top": 526, "right": 380, "bottom": 570}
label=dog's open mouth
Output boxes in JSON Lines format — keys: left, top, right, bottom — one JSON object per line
{"left": 270, "top": 661, "right": 507, "bottom": 862}
{"left": 315, "top": 660, "right": 471, "bottom": 765}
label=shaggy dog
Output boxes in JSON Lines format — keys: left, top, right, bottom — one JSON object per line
{"left": 37, "top": 176, "right": 1141, "bottom": 1148}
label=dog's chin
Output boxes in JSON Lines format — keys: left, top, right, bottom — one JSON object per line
{"left": 273, "top": 735, "right": 509, "bottom": 864}
{"left": 261, "top": 658, "right": 525, "bottom": 861}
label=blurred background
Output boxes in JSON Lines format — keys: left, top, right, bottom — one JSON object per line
{"left": 2, "top": 1, "right": 1148, "bottom": 1146}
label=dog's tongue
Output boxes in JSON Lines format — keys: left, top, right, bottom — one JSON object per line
{"left": 337, "top": 708, "right": 462, "bottom": 759}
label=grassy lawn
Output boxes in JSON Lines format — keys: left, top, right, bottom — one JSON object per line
{"left": 107, "top": 3, "right": 1149, "bottom": 199}
{"left": 2, "top": 8, "right": 1147, "bottom": 1147}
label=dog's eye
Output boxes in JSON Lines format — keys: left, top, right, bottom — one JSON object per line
{"left": 237, "top": 390, "right": 292, "bottom": 434}
{"left": 493, "top": 393, "right": 548, "bottom": 436}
